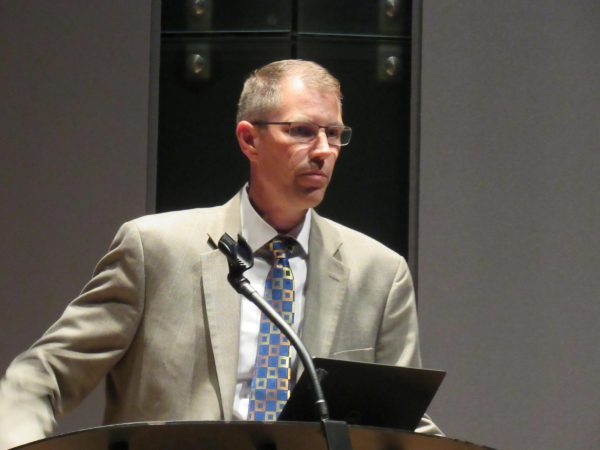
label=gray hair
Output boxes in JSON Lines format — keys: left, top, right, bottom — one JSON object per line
{"left": 236, "top": 59, "right": 342, "bottom": 123}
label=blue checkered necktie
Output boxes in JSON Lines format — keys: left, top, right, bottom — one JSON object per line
{"left": 247, "top": 236, "right": 295, "bottom": 421}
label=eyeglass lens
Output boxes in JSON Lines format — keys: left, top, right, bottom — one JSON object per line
{"left": 288, "top": 122, "right": 351, "bottom": 146}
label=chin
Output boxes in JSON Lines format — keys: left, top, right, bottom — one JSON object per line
{"left": 299, "top": 187, "right": 327, "bottom": 209}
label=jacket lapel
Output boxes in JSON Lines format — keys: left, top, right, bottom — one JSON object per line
{"left": 201, "top": 194, "right": 242, "bottom": 419}
{"left": 302, "top": 213, "right": 349, "bottom": 358}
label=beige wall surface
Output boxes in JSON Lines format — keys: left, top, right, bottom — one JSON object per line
{"left": 418, "top": 1, "right": 600, "bottom": 449}
{"left": 0, "top": 1, "right": 152, "bottom": 435}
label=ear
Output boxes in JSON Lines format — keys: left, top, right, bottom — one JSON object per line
{"left": 236, "top": 121, "right": 260, "bottom": 162}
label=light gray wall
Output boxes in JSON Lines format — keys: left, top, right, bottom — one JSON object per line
{"left": 418, "top": 1, "right": 600, "bottom": 449}
{"left": 0, "top": 1, "right": 153, "bottom": 435}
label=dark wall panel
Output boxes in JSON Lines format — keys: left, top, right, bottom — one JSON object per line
{"left": 157, "top": 1, "right": 414, "bottom": 258}
{"left": 157, "top": 37, "right": 291, "bottom": 210}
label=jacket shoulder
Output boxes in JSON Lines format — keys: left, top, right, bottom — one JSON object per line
{"left": 315, "top": 215, "right": 406, "bottom": 267}
{"left": 129, "top": 206, "right": 223, "bottom": 232}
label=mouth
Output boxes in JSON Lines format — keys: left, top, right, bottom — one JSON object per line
{"left": 301, "top": 170, "right": 327, "bottom": 178}
{"left": 298, "top": 170, "right": 329, "bottom": 187}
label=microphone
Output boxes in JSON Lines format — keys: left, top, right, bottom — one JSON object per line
{"left": 218, "top": 233, "right": 352, "bottom": 450}
{"left": 217, "top": 232, "right": 254, "bottom": 282}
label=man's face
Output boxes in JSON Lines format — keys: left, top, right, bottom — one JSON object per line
{"left": 248, "top": 76, "right": 343, "bottom": 215}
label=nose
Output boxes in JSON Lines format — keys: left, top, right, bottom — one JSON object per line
{"left": 309, "top": 129, "right": 339, "bottom": 160}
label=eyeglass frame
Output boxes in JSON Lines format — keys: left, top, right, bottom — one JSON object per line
{"left": 251, "top": 121, "right": 353, "bottom": 147}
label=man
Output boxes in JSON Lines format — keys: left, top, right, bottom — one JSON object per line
{"left": 0, "top": 60, "right": 440, "bottom": 449}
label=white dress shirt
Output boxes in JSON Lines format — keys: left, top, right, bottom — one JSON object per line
{"left": 232, "top": 186, "right": 311, "bottom": 419}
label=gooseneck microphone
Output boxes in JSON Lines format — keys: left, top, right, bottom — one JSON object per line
{"left": 218, "top": 233, "right": 328, "bottom": 419}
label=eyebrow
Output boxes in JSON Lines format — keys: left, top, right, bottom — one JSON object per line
{"left": 287, "top": 119, "right": 345, "bottom": 126}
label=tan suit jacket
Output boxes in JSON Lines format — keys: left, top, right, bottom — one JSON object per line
{"left": 0, "top": 193, "right": 438, "bottom": 449}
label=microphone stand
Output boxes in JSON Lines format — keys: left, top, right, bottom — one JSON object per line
{"left": 218, "top": 233, "right": 352, "bottom": 450}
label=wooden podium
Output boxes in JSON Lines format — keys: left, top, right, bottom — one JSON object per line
{"left": 14, "top": 421, "right": 495, "bottom": 450}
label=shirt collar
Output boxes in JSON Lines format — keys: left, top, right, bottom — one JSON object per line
{"left": 240, "top": 184, "right": 311, "bottom": 255}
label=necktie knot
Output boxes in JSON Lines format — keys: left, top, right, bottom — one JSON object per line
{"left": 269, "top": 237, "right": 293, "bottom": 266}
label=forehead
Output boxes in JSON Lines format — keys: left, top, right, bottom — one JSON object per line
{"left": 275, "top": 76, "right": 342, "bottom": 121}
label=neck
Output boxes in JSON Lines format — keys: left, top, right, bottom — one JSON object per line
{"left": 247, "top": 188, "right": 307, "bottom": 234}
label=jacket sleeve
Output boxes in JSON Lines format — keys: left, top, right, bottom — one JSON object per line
{"left": 0, "top": 221, "right": 146, "bottom": 449}
{"left": 375, "top": 256, "right": 422, "bottom": 368}
{"left": 376, "top": 257, "right": 444, "bottom": 436}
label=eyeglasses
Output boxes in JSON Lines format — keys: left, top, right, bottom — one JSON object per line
{"left": 252, "top": 121, "right": 352, "bottom": 147}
